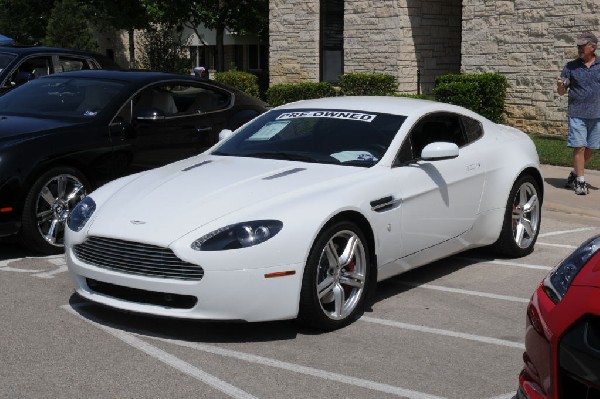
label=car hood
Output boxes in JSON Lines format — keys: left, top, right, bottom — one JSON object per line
{"left": 88, "top": 155, "right": 364, "bottom": 244}
{"left": 0, "top": 115, "right": 77, "bottom": 142}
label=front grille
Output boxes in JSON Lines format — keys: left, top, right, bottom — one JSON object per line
{"left": 558, "top": 315, "right": 600, "bottom": 398}
{"left": 86, "top": 278, "right": 197, "bottom": 309}
{"left": 74, "top": 236, "right": 204, "bottom": 281}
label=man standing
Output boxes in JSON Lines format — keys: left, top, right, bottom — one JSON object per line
{"left": 557, "top": 31, "right": 600, "bottom": 195}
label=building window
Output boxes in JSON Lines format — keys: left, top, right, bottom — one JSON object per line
{"left": 320, "top": 0, "right": 344, "bottom": 83}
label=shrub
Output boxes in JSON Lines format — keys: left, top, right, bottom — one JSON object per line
{"left": 338, "top": 73, "right": 397, "bottom": 96}
{"left": 214, "top": 71, "right": 260, "bottom": 98}
{"left": 433, "top": 73, "right": 507, "bottom": 123}
{"left": 265, "top": 82, "right": 338, "bottom": 107}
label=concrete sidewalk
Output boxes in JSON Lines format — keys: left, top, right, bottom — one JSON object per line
{"left": 540, "top": 164, "right": 600, "bottom": 219}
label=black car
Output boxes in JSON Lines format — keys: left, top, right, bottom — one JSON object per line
{"left": 0, "top": 45, "right": 120, "bottom": 95}
{"left": 0, "top": 70, "right": 268, "bottom": 254}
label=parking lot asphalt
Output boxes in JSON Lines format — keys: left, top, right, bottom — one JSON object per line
{"left": 541, "top": 164, "right": 600, "bottom": 219}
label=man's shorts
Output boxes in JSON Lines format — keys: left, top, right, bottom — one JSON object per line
{"left": 568, "top": 117, "right": 600, "bottom": 149}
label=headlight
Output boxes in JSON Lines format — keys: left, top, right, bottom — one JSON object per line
{"left": 543, "top": 235, "right": 600, "bottom": 303}
{"left": 67, "top": 196, "right": 96, "bottom": 232}
{"left": 191, "top": 220, "right": 283, "bottom": 251}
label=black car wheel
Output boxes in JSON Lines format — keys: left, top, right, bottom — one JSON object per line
{"left": 298, "top": 221, "right": 371, "bottom": 331}
{"left": 492, "top": 174, "right": 541, "bottom": 258}
{"left": 19, "top": 167, "right": 90, "bottom": 254}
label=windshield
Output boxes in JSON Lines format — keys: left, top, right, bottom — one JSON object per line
{"left": 0, "top": 52, "right": 16, "bottom": 72}
{"left": 214, "top": 109, "right": 407, "bottom": 167}
{"left": 0, "top": 76, "right": 125, "bottom": 120}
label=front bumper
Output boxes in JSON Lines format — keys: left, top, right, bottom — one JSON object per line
{"left": 66, "top": 244, "right": 305, "bottom": 322}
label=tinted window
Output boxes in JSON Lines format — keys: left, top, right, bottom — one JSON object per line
{"left": 132, "top": 83, "right": 231, "bottom": 117}
{"left": 214, "top": 109, "right": 407, "bottom": 167}
{"left": 59, "top": 57, "right": 92, "bottom": 72}
{"left": 461, "top": 115, "right": 484, "bottom": 143}
{"left": 395, "top": 112, "right": 467, "bottom": 164}
{"left": 0, "top": 76, "right": 125, "bottom": 120}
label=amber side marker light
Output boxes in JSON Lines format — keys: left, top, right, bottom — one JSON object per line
{"left": 0, "top": 207, "right": 13, "bottom": 213}
{"left": 264, "top": 271, "right": 296, "bottom": 279}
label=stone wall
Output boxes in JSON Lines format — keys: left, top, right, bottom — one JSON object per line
{"left": 461, "top": 0, "right": 600, "bottom": 136}
{"left": 269, "top": 0, "right": 321, "bottom": 83}
{"left": 269, "top": 0, "right": 462, "bottom": 93}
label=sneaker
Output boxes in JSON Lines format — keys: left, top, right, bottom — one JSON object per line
{"left": 574, "top": 181, "right": 589, "bottom": 195}
{"left": 565, "top": 171, "right": 576, "bottom": 189}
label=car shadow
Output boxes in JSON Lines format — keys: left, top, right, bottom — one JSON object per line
{"left": 68, "top": 294, "right": 301, "bottom": 343}
{"left": 366, "top": 248, "right": 486, "bottom": 307}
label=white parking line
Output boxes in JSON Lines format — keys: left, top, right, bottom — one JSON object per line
{"left": 538, "top": 227, "right": 596, "bottom": 237}
{"left": 535, "top": 242, "right": 577, "bottom": 249}
{"left": 486, "top": 393, "right": 515, "bottom": 399}
{"left": 457, "top": 257, "right": 552, "bottom": 271}
{"left": 398, "top": 281, "right": 531, "bottom": 303}
{"left": 360, "top": 317, "right": 524, "bottom": 350}
{"left": 62, "top": 304, "right": 258, "bottom": 399}
{"left": 63, "top": 304, "right": 447, "bottom": 399}
{"left": 145, "top": 335, "right": 447, "bottom": 399}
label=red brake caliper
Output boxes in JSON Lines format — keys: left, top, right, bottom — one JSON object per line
{"left": 343, "top": 259, "right": 355, "bottom": 297}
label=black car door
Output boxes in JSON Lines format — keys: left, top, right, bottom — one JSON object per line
{"left": 111, "top": 81, "right": 233, "bottom": 173}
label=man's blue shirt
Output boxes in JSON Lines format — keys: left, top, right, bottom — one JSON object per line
{"left": 561, "top": 57, "right": 600, "bottom": 119}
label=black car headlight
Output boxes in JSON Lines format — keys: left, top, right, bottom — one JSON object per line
{"left": 543, "top": 235, "right": 600, "bottom": 303}
{"left": 191, "top": 220, "right": 283, "bottom": 251}
{"left": 67, "top": 196, "right": 96, "bottom": 232}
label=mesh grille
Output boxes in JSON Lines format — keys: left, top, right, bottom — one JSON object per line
{"left": 74, "top": 236, "right": 204, "bottom": 281}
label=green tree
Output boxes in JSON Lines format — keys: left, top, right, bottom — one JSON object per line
{"left": 88, "top": 0, "right": 152, "bottom": 68}
{"left": 143, "top": 0, "right": 268, "bottom": 72}
{"left": 0, "top": 0, "right": 57, "bottom": 44}
{"left": 137, "top": 24, "right": 190, "bottom": 73}
{"left": 45, "top": 0, "right": 98, "bottom": 50}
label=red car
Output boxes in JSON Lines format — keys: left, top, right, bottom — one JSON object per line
{"left": 518, "top": 235, "right": 600, "bottom": 398}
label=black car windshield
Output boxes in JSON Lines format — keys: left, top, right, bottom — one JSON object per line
{"left": 213, "top": 109, "right": 407, "bottom": 167}
{"left": 0, "top": 76, "right": 125, "bottom": 120}
{"left": 0, "top": 52, "right": 16, "bottom": 71}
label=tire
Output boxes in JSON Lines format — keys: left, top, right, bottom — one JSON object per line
{"left": 492, "top": 174, "right": 541, "bottom": 258}
{"left": 19, "top": 167, "right": 90, "bottom": 255}
{"left": 297, "top": 221, "right": 371, "bottom": 331}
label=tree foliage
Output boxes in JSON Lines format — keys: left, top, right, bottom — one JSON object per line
{"left": 136, "top": 24, "right": 190, "bottom": 73}
{"left": 0, "top": 0, "right": 57, "bottom": 44}
{"left": 143, "top": 0, "right": 268, "bottom": 71}
{"left": 45, "top": 0, "right": 98, "bottom": 50}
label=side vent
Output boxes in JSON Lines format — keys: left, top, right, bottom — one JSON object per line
{"left": 370, "top": 196, "right": 399, "bottom": 212}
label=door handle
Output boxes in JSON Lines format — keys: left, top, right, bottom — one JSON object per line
{"left": 196, "top": 126, "right": 213, "bottom": 133}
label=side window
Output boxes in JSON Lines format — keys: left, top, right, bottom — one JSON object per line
{"left": 394, "top": 112, "right": 467, "bottom": 165}
{"left": 59, "top": 56, "right": 92, "bottom": 72}
{"left": 133, "top": 84, "right": 179, "bottom": 116}
{"left": 461, "top": 115, "right": 484, "bottom": 143}
{"left": 171, "top": 84, "right": 231, "bottom": 114}
{"left": 11, "top": 56, "right": 53, "bottom": 82}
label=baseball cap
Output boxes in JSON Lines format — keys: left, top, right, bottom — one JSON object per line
{"left": 577, "top": 31, "right": 598, "bottom": 46}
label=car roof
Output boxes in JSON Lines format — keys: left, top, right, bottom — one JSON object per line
{"left": 0, "top": 45, "right": 101, "bottom": 56}
{"left": 45, "top": 69, "right": 190, "bottom": 81}
{"left": 41, "top": 69, "right": 261, "bottom": 99}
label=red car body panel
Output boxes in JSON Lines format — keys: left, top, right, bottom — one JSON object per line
{"left": 518, "top": 251, "right": 600, "bottom": 399}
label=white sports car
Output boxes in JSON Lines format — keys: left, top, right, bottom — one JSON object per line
{"left": 65, "top": 96, "right": 542, "bottom": 330}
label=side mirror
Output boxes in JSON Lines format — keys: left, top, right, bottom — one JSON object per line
{"left": 421, "top": 142, "right": 459, "bottom": 161}
{"left": 135, "top": 108, "right": 166, "bottom": 121}
{"left": 219, "top": 129, "right": 234, "bottom": 141}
